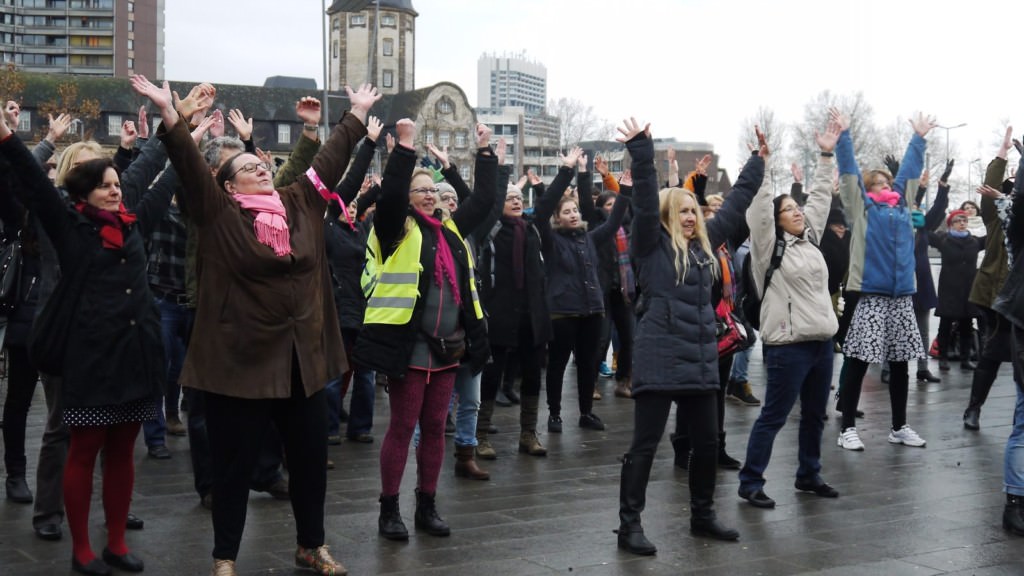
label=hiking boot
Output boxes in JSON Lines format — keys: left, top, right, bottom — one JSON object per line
{"left": 726, "top": 380, "right": 760, "bottom": 406}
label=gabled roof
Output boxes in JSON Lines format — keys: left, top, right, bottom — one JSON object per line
{"left": 326, "top": 0, "right": 417, "bottom": 16}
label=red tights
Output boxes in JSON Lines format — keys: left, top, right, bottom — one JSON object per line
{"left": 379, "top": 369, "right": 455, "bottom": 496}
{"left": 64, "top": 422, "right": 140, "bottom": 564}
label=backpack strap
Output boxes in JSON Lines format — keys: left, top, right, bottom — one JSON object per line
{"left": 762, "top": 238, "right": 786, "bottom": 294}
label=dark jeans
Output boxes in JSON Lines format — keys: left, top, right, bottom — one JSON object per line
{"left": 143, "top": 297, "right": 190, "bottom": 447}
{"left": 597, "top": 289, "right": 635, "bottom": 380}
{"left": 327, "top": 328, "right": 375, "bottom": 438}
{"left": 968, "top": 307, "right": 1014, "bottom": 410}
{"left": 629, "top": 392, "right": 718, "bottom": 501}
{"left": 481, "top": 314, "right": 544, "bottom": 404}
{"left": 739, "top": 339, "right": 833, "bottom": 493}
{"left": 546, "top": 314, "right": 604, "bottom": 418}
{"left": 33, "top": 372, "right": 68, "bottom": 529}
{"left": 205, "top": 367, "right": 328, "bottom": 560}
{"left": 3, "top": 344, "right": 39, "bottom": 478}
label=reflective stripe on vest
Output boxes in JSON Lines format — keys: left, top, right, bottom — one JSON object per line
{"left": 362, "top": 217, "right": 483, "bottom": 326}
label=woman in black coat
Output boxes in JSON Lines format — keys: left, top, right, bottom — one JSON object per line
{"left": 615, "top": 119, "right": 766, "bottom": 555}
{"left": 0, "top": 116, "right": 175, "bottom": 575}
{"left": 932, "top": 208, "right": 986, "bottom": 371}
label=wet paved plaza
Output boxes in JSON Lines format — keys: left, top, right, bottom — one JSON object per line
{"left": 1, "top": 344, "right": 1022, "bottom": 575}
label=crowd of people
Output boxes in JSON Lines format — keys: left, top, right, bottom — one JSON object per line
{"left": 0, "top": 79, "right": 1022, "bottom": 575}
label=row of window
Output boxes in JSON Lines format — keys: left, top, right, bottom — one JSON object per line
{"left": 10, "top": 0, "right": 114, "bottom": 8}
{"left": 10, "top": 52, "right": 109, "bottom": 65}
{"left": 331, "top": 37, "right": 394, "bottom": 59}
{"left": 333, "top": 13, "right": 398, "bottom": 30}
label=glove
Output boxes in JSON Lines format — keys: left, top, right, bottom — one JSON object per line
{"left": 883, "top": 154, "right": 900, "bottom": 176}
{"left": 940, "top": 159, "right": 954, "bottom": 183}
{"left": 911, "top": 210, "right": 926, "bottom": 229}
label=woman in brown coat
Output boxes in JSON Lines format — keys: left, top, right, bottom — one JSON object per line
{"left": 132, "top": 75, "right": 380, "bottom": 576}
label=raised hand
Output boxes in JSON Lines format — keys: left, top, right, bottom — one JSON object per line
{"left": 173, "top": 82, "right": 216, "bottom": 122}
{"left": 560, "top": 146, "right": 584, "bottom": 168}
{"left": 227, "top": 108, "right": 253, "bottom": 141}
{"left": 137, "top": 106, "right": 149, "bottom": 139}
{"left": 366, "top": 115, "right": 383, "bottom": 143}
{"left": 120, "top": 120, "right": 138, "bottom": 149}
{"left": 909, "top": 112, "right": 937, "bottom": 138}
{"left": 209, "top": 109, "right": 225, "bottom": 138}
{"left": 577, "top": 153, "right": 588, "bottom": 173}
{"left": 814, "top": 119, "right": 842, "bottom": 153}
{"left": 594, "top": 155, "right": 609, "bottom": 177}
{"left": 919, "top": 168, "right": 930, "bottom": 189}
{"left": 976, "top": 184, "right": 1004, "bottom": 199}
{"left": 255, "top": 147, "right": 274, "bottom": 167}
{"left": 828, "top": 107, "right": 850, "bottom": 131}
{"left": 754, "top": 124, "right": 770, "bottom": 157}
{"left": 695, "top": 154, "right": 712, "bottom": 176}
{"left": 385, "top": 132, "right": 396, "bottom": 154}
{"left": 496, "top": 136, "right": 507, "bottom": 165}
{"left": 515, "top": 174, "right": 528, "bottom": 190}
{"left": 940, "top": 158, "right": 955, "bottom": 184}
{"left": 883, "top": 154, "right": 900, "bottom": 176}
{"left": 615, "top": 117, "right": 650, "bottom": 143}
{"left": 46, "top": 112, "right": 73, "bottom": 144}
{"left": 426, "top": 142, "right": 450, "bottom": 169}
{"left": 620, "top": 169, "right": 633, "bottom": 187}
{"left": 395, "top": 117, "right": 416, "bottom": 150}
{"left": 527, "top": 168, "right": 542, "bottom": 186}
{"left": 790, "top": 162, "right": 803, "bottom": 183}
{"left": 998, "top": 126, "right": 1013, "bottom": 156}
{"left": 476, "top": 122, "right": 492, "bottom": 149}
{"left": 295, "top": 97, "right": 322, "bottom": 125}
{"left": 344, "top": 83, "right": 382, "bottom": 123}
{"left": 130, "top": 75, "right": 177, "bottom": 127}
{"left": 190, "top": 114, "right": 216, "bottom": 144}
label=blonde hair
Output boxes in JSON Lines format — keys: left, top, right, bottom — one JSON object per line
{"left": 705, "top": 193, "right": 724, "bottom": 207}
{"left": 658, "top": 187, "right": 717, "bottom": 284}
{"left": 862, "top": 168, "right": 892, "bottom": 188}
{"left": 408, "top": 167, "right": 451, "bottom": 220}
{"left": 56, "top": 141, "right": 105, "bottom": 187}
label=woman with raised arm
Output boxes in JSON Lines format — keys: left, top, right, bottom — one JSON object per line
{"left": 736, "top": 119, "right": 842, "bottom": 509}
{"left": 353, "top": 119, "right": 496, "bottom": 541}
{"left": 133, "top": 75, "right": 380, "bottom": 576}
{"left": 539, "top": 148, "right": 630, "bottom": 434}
{"left": 616, "top": 118, "right": 766, "bottom": 555}
{"left": 834, "top": 107, "right": 935, "bottom": 452}
{"left": 0, "top": 108, "right": 179, "bottom": 575}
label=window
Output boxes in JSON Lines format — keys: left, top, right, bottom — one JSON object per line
{"left": 126, "top": 57, "right": 133, "bottom": 69}
{"left": 454, "top": 132, "right": 466, "bottom": 148}
{"left": 380, "top": 14, "right": 396, "bottom": 27}
{"left": 127, "top": 39, "right": 133, "bottom": 51}
{"left": 127, "top": 1, "right": 133, "bottom": 12}
{"left": 67, "top": 120, "right": 79, "bottom": 136}
{"left": 331, "top": 41, "right": 338, "bottom": 59}
{"left": 128, "top": 20, "right": 133, "bottom": 32}
{"left": 382, "top": 69, "right": 393, "bottom": 88}
{"left": 460, "top": 165, "right": 470, "bottom": 180}
{"left": 437, "top": 97, "right": 453, "bottom": 115}
{"left": 332, "top": 17, "right": 340, "bottom": 30}
{"left": 277, "top": 124, "right": 291, "bottom": 144}
{"left": 106, "top": 115, "right": 122, "bottom": 135}
{"left": 350, "top": 14, "right": 366, "bottom": 27}
{"left": 16, "top": 111, "right": 30, "bottom": 133}
{"left": 382, "top": 38, "right": 393, "bottom": 57}
{"left": 425, "top": 131, "right": 434, "bottom": 146}
{"left": 439, "top": 131, "right": 449, "bottom": 147}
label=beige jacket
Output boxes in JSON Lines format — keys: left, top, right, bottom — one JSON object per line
{"left": 747, "top": 154, "right": 838, "bottom": 346}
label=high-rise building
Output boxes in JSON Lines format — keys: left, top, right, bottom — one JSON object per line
{"left": 477, "top": 52, "right": 546, "bottom": 115}
{"left": 326, "top": 0, "right": 416, "bottom": 95}
{"left": 0, "top": 0, "right": 164, "bottom": 78}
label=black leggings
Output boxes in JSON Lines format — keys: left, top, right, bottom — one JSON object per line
{"left": 481, "top": 315, "right": 544, "bottom": 403}
{"left": 546, "top": 314, "right": 604, "bottom": 417}
{"left": 840, "top": 358, "right": 908, "bottom": 431}
{"left": 937, "top": 317, "right": 974, "bottom": 360}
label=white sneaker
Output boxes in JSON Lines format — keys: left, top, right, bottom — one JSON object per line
{"left": 838, "top": 427, "right": 865, "bottom": 451}
{"left": 888, "top": 424, "right": 926, "bottom": 447}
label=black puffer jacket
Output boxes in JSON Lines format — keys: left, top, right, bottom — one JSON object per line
{"left": 627, "top": 133, "right": 763, "bottom": 396}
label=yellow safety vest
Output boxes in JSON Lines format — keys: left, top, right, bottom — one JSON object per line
{"left": 362, "top": 217, "right": 483, "bottom": 325}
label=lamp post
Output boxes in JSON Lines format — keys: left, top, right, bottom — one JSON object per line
{"left": 321, "top": 0, "right": 329, "bottom": 132}
{"left": 968, "top": 158, "right": 982, "bottom": 203}
{"left": 936, "top": 122, "right": 967, "bottom": 162}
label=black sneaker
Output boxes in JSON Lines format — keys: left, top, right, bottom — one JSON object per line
{"left": 726, "top": 381, "right": 761, "bottom": 406}
{"left": 547, "top": 415, "right": 563, "bottom": 433}
{"left": 578, "top": 413, "right": 606, "bottom": 431}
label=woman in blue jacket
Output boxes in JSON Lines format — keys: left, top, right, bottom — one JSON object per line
{"left": 615, "top": 118, "right": 765, "bottom": 555}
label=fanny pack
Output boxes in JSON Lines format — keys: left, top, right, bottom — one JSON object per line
{"left": 421, "top": 328, "right": 466, "bottom": 364}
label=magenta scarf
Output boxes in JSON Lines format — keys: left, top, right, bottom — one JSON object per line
{"left": 419, "top": 213, "right": 462, "bottom": 306}
{"left": 867, "top": 188, "right": 901, "bottom": 207}
{"left": 232, "top": 191, "right": 291, "bottom": 256}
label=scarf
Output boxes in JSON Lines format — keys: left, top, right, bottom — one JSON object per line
{"left": 866, "top": 188, "right": 902, "bottom": 207}
{"left": 75, "top": 202, "right": 136, "bottom": 249}
{"left": 232, "top": 191, "right": 291, "bottom": 256}
{"left": 716, "top": 243, "right": 735, "bottom": 306}
{"left": 501, "top": 215, "right": 526, "bottom": 290}
{"left": 420, "top": 213, "right": 462, "bottom": 306}
{"left": 949, "top": 229, "right": 970, "bottom": 239}
{"left": 615, "top": 226, "right": 635, "bottom": 304}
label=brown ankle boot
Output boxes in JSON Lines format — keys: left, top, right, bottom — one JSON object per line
{"left": 518, "top": 430, "right": 547, "bottom": 456}
{"left": 614, "top": 377, "right": 632, "bottom": 398}
{"left": 454, "top": 444, "right": 490, "bottom": 480}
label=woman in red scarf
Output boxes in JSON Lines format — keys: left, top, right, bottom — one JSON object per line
{"left": 353, "top": 119, "right": 496, "bottom": 541}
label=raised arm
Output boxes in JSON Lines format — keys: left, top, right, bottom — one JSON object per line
{"left": 532, "top": 147, "right": 582, "bottom": 226}
{"left": 589, "top": 192, "right": 630, "bottom": 246}
{"left": 893, "top": 112, "right": 935, "bottom": 202}
{"left": 333, "top": 115, "right": 382, "bottom": 204}
{"left": 924, "top": 161, "right": 953, "bottom": 231}
{"left": 707, "top": 125, "right": 767, "bottom": 248}
{"left": 575, "top": 153, "right": 597, "bottom": 223}
{"left": 452, "top": 124, "right": 497, "bottom": 236}
{"left": 373, "top": 118, "right": 418, "bottom": 251}
{"left": 832, "top": 107, "right": 867, "bottom": 226}
{"left": 0, "top": 121, "right": 72, "bottom": 246}
{"left": 617, "top": 118, "right": 659, "bottom": 258}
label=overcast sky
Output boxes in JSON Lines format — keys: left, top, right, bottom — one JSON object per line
{"left": 165, "top": 0, "right": 1020, "bottom": 174}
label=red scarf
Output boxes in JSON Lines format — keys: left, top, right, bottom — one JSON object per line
{"left": 420, "top": 213, "right": 462, "bottom": 306}
{"left": 74, "top": 201, "right": 136, "bottom": 249}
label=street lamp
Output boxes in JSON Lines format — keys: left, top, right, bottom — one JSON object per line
{"left": 968, "top": 158, "right": 982, "bottom": 203}
{"left": 936, "top": 122, "right": 967, "bottom": 162}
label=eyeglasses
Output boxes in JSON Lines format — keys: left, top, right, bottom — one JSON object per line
{"left": 505, "top": 195, "right": 524, "bottom": 203}
{"left": 227, "top": 161, "right": 272, "bottom": 180}
{"left": 779, "top": 205, "right": 802, "bottom": 215}
{"left": 410, "top": 186, "right": 439, "bottom": 195}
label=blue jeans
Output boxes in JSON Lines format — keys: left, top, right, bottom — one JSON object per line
{"left": 730, "top": 345, "right": 753, "bottom": 383}
{"left": 453, "top": 364, "right": 480, "bottom": 447}
{"left": 143, "top": 296, "right": 190, "bottom": 447}
{"left": 739, "top": 339, "right": 833, "bottom": 493}
{"left": 327, "top": 328, "right": 376, "bottom": 438}
{"left": 1007, "top": 325, "right": 1024, "bottom": 496}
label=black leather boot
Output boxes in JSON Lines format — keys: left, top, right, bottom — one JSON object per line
{"left": 378, "top": 494, "right": 408, "bottom": 541}
{"left": 963, "top": 407, "right": 981, "bottom": 430}
{"left": 690, "top": 498, "right": 739, "bottom": 541}
{"left": 670, "top": 433, "right": 690, "bottom": 470}
{"left": 717, "top": 432, "right": 741, "bottom": 470}
{"left": 1004, "top": 494, "right": 1024, "bottom": 536}
{"left": 414, "top": 490, "right": 450, "bottom": 536}
{"left": 617, "top": 453, "right": 657, "bottom": 555}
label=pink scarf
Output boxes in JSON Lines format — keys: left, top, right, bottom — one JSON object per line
{"left": 232, "top": 191, "right": 291, "bottom": 256}
{"left": 867, "top": 188, "right": 901, "bottom": 207}
{"left": 419, "top": 213, "right": 462, "bottom": 306}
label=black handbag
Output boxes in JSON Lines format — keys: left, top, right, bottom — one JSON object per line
{"left": 421, "top": 327, "right": 467, "bottom": 364}
{"left": 0, "top": 236, "right": 23, "bottom": 315}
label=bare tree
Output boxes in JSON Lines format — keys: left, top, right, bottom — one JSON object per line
{"left": 787, "top": 91, "right": 884, "bottom": 187}
{"left": 547, "top": 97, "right": 614, "bottom": 149}
{"left": 736, "top": 106, "right": 786, "bottom": 195}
